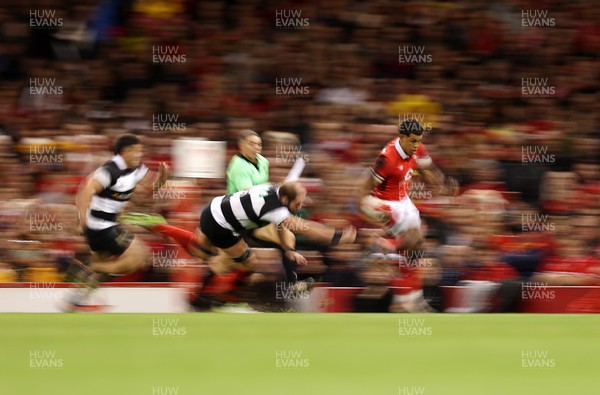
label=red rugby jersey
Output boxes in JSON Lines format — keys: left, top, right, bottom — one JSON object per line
{"left": 371, "top": 138, "right": 432, "bottom": 201}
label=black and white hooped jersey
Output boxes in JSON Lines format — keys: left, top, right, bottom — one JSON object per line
{"left": 210, "top": 183, "right": 291, "bottom": 233}
{"left": 87, "top": 155, "right": 148, "bottom": 230}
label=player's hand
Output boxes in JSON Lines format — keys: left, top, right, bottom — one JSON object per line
{"left": 441, "top": 176, "right": 459, "bottom": 196}
{"left": 339, "top": 226, "right": 357, "bottom": 244}
{"left": 157, "top": 162, "right": 172, "bottom": 185}
{"left": 285, "top": 250, "right": 308, "bottom": 265}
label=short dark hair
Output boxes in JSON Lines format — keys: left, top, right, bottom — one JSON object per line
{"left": 238, "top": 129, "right": 259, "bottom": 142}
{"left": 399, "top": 119, "right": 425, "bottom": 136}
{"left": 113, "top": 134, "right": 141, "bottom": 154}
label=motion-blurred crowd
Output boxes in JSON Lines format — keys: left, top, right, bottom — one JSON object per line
{"left": 0, "top": 0, "right": 598, "bottom": 311}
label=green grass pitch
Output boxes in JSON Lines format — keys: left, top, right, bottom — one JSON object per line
{"left": 1, "top": 314, "right": 598, "bottom": 395}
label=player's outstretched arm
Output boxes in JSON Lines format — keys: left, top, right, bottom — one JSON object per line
{"left": 153, "top": 162, "right": 171, "bottom": 189}
{"left": 277, "top": 216, "right": 356, "bottom": 265}
{"left": 136, "top": 162, "right": 172, "bottom": 196}
{"left": 420, "top": 162, "right": 459, "bottom": 196}
{"left": 276, "top": 221, "right": 307, "bottom": 265}
{"left": 281, "top": 216, "right": 356, "bottom": 245}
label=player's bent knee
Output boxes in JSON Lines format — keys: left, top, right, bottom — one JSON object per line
{"left": 190, "top": 228, "right": 218, "bottom": 259}
{"left": 233, "top": 249, "right": 257, "bottom": 272}
{"left": 233, "top": 248, "right": 252, "bottom": 263}
{"left": 117, "top": 237, "right": 150, "bottom": 273}
{"left": 189, "top": 240, "right": 218, "bottom": 260}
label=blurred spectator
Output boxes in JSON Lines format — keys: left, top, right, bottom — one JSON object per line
{"left": 354, "top": 253, "right": 393, "bottom": 313}
{"left": 322, "top": 244, "right": 363, "bottom": 287}
{"left": 532, "top": 237, "right": 600, "bottom": 286}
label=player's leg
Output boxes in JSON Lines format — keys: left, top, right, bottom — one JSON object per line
{"left": 189, "top": 231, "right": 259, "bottom": 310}
{"left": 391, "top": 227, "right": 431, "bottom": 310}
{"left": 129, "top": 207, "right": 259, "bottom": 311}
{"left": 89, "top": 236, "right": 150, "bottom": 274}
{"left": 65, "top": 226, "right": 146, "bottom": 309}
{"left": 386, "top": 199, "right": 434, "bottom": 312}
{"left": 397, "top": 227, "right": 424, "bottom": 252}
{"left": 220, "top": 239, "right": 258, "bottom": 282}
{"left": 150, "top": 226, "right": 240, "bottom": 309}
{"left": 143, "top": 223, "right": 218, "bottom": 260}
{"left": 120, "top": 212, "right": 218, "bottom": 260}
{"left": 286, "top": 217, "right": 356, "bottom": 245}
{"left": 84, "top": 225, "right": 150, "bottom": 274}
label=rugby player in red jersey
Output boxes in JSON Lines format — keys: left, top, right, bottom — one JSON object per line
{"left": 357, "top": 119, "right": 458, "bottom": 312}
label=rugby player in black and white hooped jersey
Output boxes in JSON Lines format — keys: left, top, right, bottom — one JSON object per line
{"left": 123, "top": 181, "right": 357, "bottom": 310}
{"left": 75, "top": 134, "right": 170, "bottom": 285}
{"left": 194, "top": 182, "right": 355, "bottom": 307}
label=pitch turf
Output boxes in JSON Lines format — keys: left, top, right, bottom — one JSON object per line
{"left": 1, "top": 314, "right": 598, "bottom": 395}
